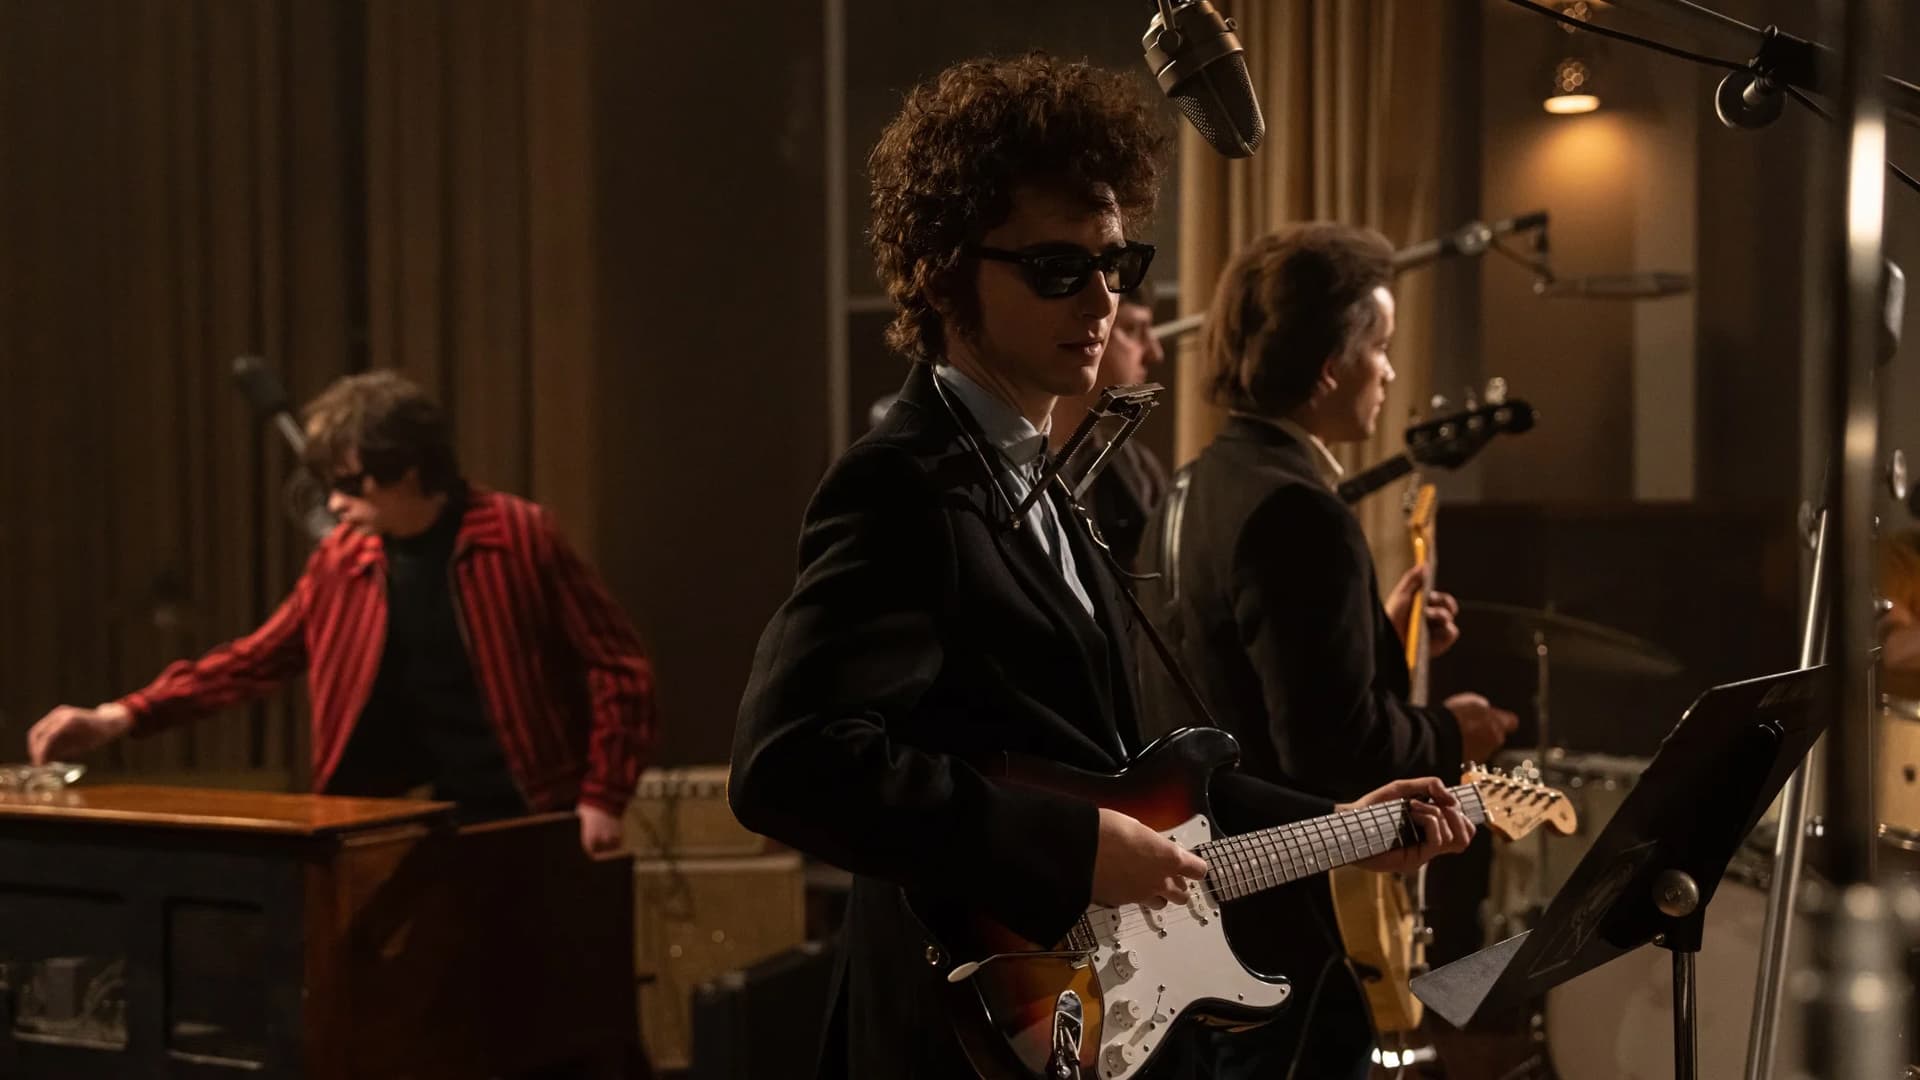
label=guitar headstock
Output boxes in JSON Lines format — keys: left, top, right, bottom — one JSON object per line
{"left": 1406, "top": 380, "right": 1537, "bottom": 471}
{"left": 1463, "top": 764, "right": 1578, "bottom": 841}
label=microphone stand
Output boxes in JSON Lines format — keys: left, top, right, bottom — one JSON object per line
{"left": 1717, "top": 1, "right": 1909, "bottom": 1076}
{"left": 1798, "top": 4, "right": 1911, "bottom": 1076}
{"left": 231, "top": 356, "right": 337, "bottom": 542}
{"left": 1499, "top": 4, "right": 1917, "bottom": 1076}
{"left": 1599, "top": 0, "right": 1920, "bottom": 125}
{"left": 1151, "top": 211, "right": 1552, "bottom": 344}
{"left": 1746, "top": 263, "right": 1904, "bottom": 1080}
{"left": 1389, "top": 210, "right": 1550, "bottom": 273}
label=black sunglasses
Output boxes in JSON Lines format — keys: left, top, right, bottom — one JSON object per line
{"left": 324, "top": 469, "right": 371, "bottom": 497}
{"left": 969, "top": 241, "right": 1156, "bottom": 300}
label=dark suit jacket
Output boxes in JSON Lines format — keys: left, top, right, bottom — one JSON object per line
{"left": 1136, "top": 416, "right": 1461, "bottom": 803}
{"left": 1083, "top": 437, "right": 1168, "bottom": 574}
{"left": 731, "top": 364, "right": 1334, "bottom": 1079}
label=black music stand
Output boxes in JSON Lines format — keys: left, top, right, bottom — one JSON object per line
{"left": 1411, "top": 666, "right": 1831, "bottom": 1080}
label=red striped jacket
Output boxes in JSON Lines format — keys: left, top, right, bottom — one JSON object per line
{"left": 118, "top": 488, "right": 656, "bottom": 814}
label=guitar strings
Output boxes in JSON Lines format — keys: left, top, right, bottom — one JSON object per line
{"left": 1091, "top": 800, "right": 1440, "bottom": 942}
{"left": 1066, "top": 784, "right": 1547, "bottom": 949}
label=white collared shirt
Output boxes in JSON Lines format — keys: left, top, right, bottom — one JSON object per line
{"left": 936, "top": 364, "right": 1096, "bottom": 618}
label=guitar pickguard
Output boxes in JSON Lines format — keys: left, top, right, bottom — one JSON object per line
{"left": 1076, "top": 813, "right": 1292, "bottom": 1079}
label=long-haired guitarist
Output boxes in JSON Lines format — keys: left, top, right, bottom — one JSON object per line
{"left": 730, "top": 57, "right": 1475, "bottom": 1080}
{"left": 1135, "top": 224, "right": 1522, "bottom": 1076}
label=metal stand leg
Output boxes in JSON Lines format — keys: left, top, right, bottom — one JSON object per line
{"left": 1673, "top": 949, "right": 1698, "bottom": 1080}
{"left": 1745, "top": 509, "right": 1829, "bottom": 1080}
{"left": 1805, "top": 2, "right": 1912, "bottom": 1078}
{"left": 1532, "top": 633, "right": 1552, "bottom": 914}
{"left": 1654, "top": 870, "right": 1705, "bottom": 1080}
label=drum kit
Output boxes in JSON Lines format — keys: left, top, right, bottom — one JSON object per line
{"left": 1456, "top": 602, "right": 1920, "bottom": 1078}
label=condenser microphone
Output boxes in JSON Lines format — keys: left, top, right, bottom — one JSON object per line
{"left": 1533, "top": 272, "right": 1694, "bottom": 299}
{"left": 1143, "top": 0, "right": 1265, "bottom": 158}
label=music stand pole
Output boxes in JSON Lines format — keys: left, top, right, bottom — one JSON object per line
{"left": 1743, "top": 497, "right": 1830, "bottom": 1080}
{"left": 1654, "top": 871, "right": 1706, "bottom": 1080}
{"left": 1674, "top": 948, "right": 1698, "bottom": 1080}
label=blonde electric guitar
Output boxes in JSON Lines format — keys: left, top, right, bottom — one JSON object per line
{"left": 1329, "top": 482, "right": 1442, "bottom": 1036}
{"left": 1322, "top": 381, "right": 1537, "bottom": 1049}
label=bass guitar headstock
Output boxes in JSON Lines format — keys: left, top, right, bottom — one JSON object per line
{"left": 1407, "top": 378, "right": 1537, "bottom": 471}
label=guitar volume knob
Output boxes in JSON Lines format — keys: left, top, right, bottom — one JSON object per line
{"left": 1108, "top": 997, "right": 1143, "bottom": 1029}
{"left": 1104, "top": 1042, "right": 1142, "bottom": 1076}
{"left": 1111, "top": 949, "right": 1141, "bottom": 980}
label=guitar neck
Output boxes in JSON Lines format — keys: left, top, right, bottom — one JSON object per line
{"left": 1409, "top": 546, "right": 1434, "bottom": 707}
{"left": 1337, "top": 454, "right": 1416, "bottom": 505}
{"left": 1196, "top": 785, "right": 1485, "bottom": 904}
{"left": 1405, "top": 489, "right": 1437, "bottom": 708}
{"left": 1410, "top": 640, "right": 1432, "bottom": 708}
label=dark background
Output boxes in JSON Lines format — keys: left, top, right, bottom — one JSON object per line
{"left": 1, "top": 0, "right": 1916, "bottom": 791}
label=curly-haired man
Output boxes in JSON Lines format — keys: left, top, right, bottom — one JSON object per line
{"left": 728, "top": 55, "right": 1472, "bottom": 1078}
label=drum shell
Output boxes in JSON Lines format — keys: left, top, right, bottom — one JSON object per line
{"left": 1881, "top": 698, "right": 1920, "bottom": 845}
{"left": 1485, "top": 751, "right": 1648, "bottom": 942}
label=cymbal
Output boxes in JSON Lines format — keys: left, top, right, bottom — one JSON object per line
{"left": 1459, "top": 601, "right": 1685, "bottom": 677}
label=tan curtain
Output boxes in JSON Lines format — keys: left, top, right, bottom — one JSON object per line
{"left": 1175, "top": 0, "right": 1447, "bottom": 583}
{"left": 365, "top": 0, "right": 600, "bottom": 552}
{"left": 0, "top": 0, "right": 357, "bottom": 784}
{"left": 0, "top": 1, "right": 604, "bottom": 784}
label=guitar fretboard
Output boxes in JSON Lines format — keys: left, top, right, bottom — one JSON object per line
{"left": 1194, "top": 784, "right": 1486, "bottom": 903}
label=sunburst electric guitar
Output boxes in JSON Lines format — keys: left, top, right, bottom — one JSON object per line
{"left": 918, "top": 728, "right": 1575, "bottom": 1080}
{"left": 1328, "top": 482, "right": 1442, "bottom": 1037}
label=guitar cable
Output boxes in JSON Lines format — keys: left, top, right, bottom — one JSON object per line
{"left": 1282, "top": 902, "right": 1381, "bottom": 1080}
{"left": 1279, "top": 953, "right": 1345, "bottom": 1080}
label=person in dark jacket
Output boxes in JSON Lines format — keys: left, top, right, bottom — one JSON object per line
{"left": 729, "top": 57, "right": 1474, "bottom": 1080}
{"left": 1137, "top": 223, "right": 1520, "bottom": 1076}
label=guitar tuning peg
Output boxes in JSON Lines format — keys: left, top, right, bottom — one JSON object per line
{"left": 1430, "top": 394, "right": 1450, "bottom": 413}
{"left": 1462, "top": 385, "right": 1479, "bottom": 410}
{"left": 1484, "top": 376, "right": 1509, "bottom": 406}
